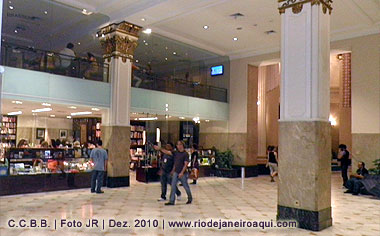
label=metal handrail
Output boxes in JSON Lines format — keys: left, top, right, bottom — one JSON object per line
{"left": 1, "top": 43, "right": 109, "bottom": 83}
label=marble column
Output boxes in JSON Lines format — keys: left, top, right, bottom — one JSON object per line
{"left": 98, "top": 21, "right": 142, "bottom": 187}
{"left": 277, "top": 0, "right": 333, "bottom": 231}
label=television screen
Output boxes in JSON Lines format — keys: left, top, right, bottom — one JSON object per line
{"left": 211, "top": 65, "right": 224, "bottom": 76}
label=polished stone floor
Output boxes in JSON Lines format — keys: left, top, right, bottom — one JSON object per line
{"left": 0, "top": 172, "right": 379, "bottom": 236}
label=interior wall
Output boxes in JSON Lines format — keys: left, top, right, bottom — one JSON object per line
{"left": 266, "top": 86, "right": 280, "bottom": 147}
{"left": 17, "top": 115, "right": 73, "bottom": 145}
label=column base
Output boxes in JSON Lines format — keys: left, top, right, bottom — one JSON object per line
{"left": 107, "top": 176, "right": 130, "bottom": 188}
{"left": 277, "top": 205, "right": 332, "bottom": 231}
{"left": 232, "top": 165, "right": 258, "bottom": 177}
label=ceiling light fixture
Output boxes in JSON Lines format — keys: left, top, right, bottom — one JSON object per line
{"left": 205, "top": 120, "right": 210, "bottom": 122}
{"left": 143, "top": 28, "right": 152, "bottom": 34}
{"left": 68, "top": 106, "right": 77, "bottom": 109}
{"left": 14, "top": 29, "right": 18, "bottom": 33}
{"left": 42, "top": 103, "right": 51, "bottom": 106}
{"left": 203, "top": 25, "right": 209, "bottom": 29}
{"left": 135, "top": 60, "right": 139, "bottom": 63}
{"left": 165, "top": 58, "right": 168, "bottom": 61}
{"left": 71, "top": 111, "right": 92, "bottom": 116}
{"left": 32, "top": 108, "right": 52, "bottom": 113}
{"left": 173, "top": 52, "right": 177, "bottom": 55}
{"left": 138, "top": 117, "right": 158, "bottom": 121}
{"left": 91, "top": 108, "right": 100, "bottom": 111}
{"left": 82, "top": 9, "right": 93, "bottom": 15}
{"left": 179, "top": 117, "right": 185, "bottom": 120}
{"left": 9, "top": 5, "right": 14, "bottom": 10}
{"left": 44, "top": 11, "right": 48, "bottom": 15}
{"left": 233, "top": 37, "right": 238, "bottom": 41}
{"left": 78, "top": 42, "right": 81, "bottom": 45}
{"left": 12, "top": 101, "right": 22, "bottom": 104}
{"left": 7, "top": 111, "right": 22, "bottom": 115}
{"left": 50, "top": 115, "right": 56, "bottom": 118}
{"left": 66, "top": 116, "right": 72, "bottom": 119}
{"left": 141, "top": 18, "right": 146, "bottom": 21}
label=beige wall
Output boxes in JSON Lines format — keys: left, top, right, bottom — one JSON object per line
{"left": 17, "top": 115, "right": 73, "bottom": 145}
{"left": 331, "top": 34, "right": 380, "bottom": 134}
{"left": 266, "top": 86, "right": 280, "bottom": 147}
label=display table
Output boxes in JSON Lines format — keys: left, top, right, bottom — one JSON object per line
{"left": 136, "top": 167, "right": 160, "bottom": 183}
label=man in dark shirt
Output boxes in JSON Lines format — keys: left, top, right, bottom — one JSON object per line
{"left": 154, "top": 141, "right": 192, "bottom": 205}
{"left": 344, "top": 161, "right": 369, "bottom": 195}
{"left": 157, "top": 143, "right": 181, "bottom": 201}
{"left": 338, "top": 144, "right": 350, "bottom": 187}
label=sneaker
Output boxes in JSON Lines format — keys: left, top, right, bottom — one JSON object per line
{"left": 186, "top": 200, "right": 192, "bottom": 204}
{"left": 96, "top": 191, "right": 104, "bottom": 194}
{"left": 91, "top": 190, "right": 96, "bottom": 193}
{"left": 165, "top": 202, "right": 175, "bottom": 206}
{"left": 177, "top": 195, "right": 182, "bottom": 201}
{"left": 157, "top": 198, "right": 166, "bottom": 201}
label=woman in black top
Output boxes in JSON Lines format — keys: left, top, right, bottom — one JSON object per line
{"left": 338, "top": 144, "right": 350, "bottom": 187}
{"left": 190, "top": 144, "right": 200, "bottom": 185}
{"left": 266, "top": 146, "right": 278, "bottom": 182}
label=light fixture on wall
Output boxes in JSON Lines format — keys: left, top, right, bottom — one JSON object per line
{"left": 337, "top": 54, "right": 343, "bottom": 60}
{"left": 329, "top": 115, "right": 337, "bottom": 126}
{"left": 143, "top": 28, "right": 152, "bottom": 34}
{"left": 32, "top": 108, "right": 52, "bottom": 113}
{"left": 156, "top": 128, "right": 160, "bottom": 143}
{"left": 7, "top": 111, "right": 22, "bottom": 115}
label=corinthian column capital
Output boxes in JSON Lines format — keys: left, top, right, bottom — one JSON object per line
{"left": 278, "top": 0, "right": 333, "bottom": 15}
{"left": 98, "top": 21, "right": 142, "bottom": 62}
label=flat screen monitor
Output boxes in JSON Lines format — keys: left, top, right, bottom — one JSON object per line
{"left": 211, "top": 65, "right": 224, "bottom": 76}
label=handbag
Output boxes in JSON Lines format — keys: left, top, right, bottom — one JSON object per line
{"left": 189, "top": 168, "right": 199, "bottom": 180}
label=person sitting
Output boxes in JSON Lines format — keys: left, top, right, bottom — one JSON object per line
{"left": 344, "top": 161, "right": 369, "bottom": 195}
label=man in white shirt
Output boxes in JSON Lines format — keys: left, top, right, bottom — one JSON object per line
{"left": 59, "top": 43, "right": 75, "bottom": 69}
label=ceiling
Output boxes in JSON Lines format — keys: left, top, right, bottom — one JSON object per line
{"left": 2, "top": 0, "right": 380, "bottom": 60}
{"left": 1, "top": 99, "right": 202, "bottom": 122}
{"left": 1, "top": 99, "right": 103, "bottom": 118}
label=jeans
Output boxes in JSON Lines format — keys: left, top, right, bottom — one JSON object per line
{"left": 341, "top": 164, "right": 348, "bottom": 186}
{"left": 91, "top": 170, "right": 104, "bottom": 192}
{"left": 161, "top": 172, "right": 181, "bottom": 199}
{"left": 169, "top": 172, "right": 192, "bottom": 204}
{"left": 346, "top": 178, "right": 364, "bottom": 194}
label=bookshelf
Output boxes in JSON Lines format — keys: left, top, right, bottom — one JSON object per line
{"left": 1, "top": 115, "right": 17, "bottom": 147}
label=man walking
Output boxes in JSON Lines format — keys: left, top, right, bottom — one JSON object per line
{"left": 157, "top": 143, "right": 181, "bottom": 201}
{"left": 90, "top": 140, "right": 107, "bottom": 194}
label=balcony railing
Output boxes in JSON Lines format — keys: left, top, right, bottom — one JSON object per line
{"left": 132, "top": 70, "right": 228, "bottom": 102}
{"left": 1, "top": 43, "right": 228, "bottom": 102}
{"left": 1, "top": 43, "right": 109, "bottom": 82}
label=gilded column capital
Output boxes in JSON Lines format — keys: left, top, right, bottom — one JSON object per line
{"left": 98, "top": 21, "right": 142, "bottom": 62}
{"left": 278, "top": 0, "right": 332, "bottom": 15}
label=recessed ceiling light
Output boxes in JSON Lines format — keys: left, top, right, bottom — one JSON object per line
{"left": 14, "top": 29, "right": 18, "bottom": 33}
{"left": 71, "top": 111, "right": 92, "bottom": 116}
{"left": 32, "top": 108, "right": 52, "bottom": 113}
{"left": 233, "top": 37, "right": 238, "bottom": 41}
{"left": 82, "top": 9, "right": 93, "bottom": 15}
{"left": 50, "top": 115, "right": 56, "bottom": 118}
{"left": 7, "top": 111, "right": 22, "bottom": 115}
{"left": 165, "top": 46, "right": 168, "bottom": 50}
{"left": 165, "top": 58, "right": 168, "bottom": 61}
{"left": 91, "top": 108, "right": 100, "bottom": 111}
{"left": 68, "top": 106, "right": 77, "bottom": 109}
{"left": 12, "top": 101, "right": 22, "bottom": 104}
{"left": 145, "top": 43, "right": 148, "bottom": 46}
{"left": 165, "top": 104, "right": 169, "bottom": 107}
{"left": 141, "top": 18, "right": 146, "bottom": 21}
{"left": 9, "top": 5, "right": 14, "bottom": 10}
{"left": 66, "top": 116, "right": 72, "bottom": 119}
{"left": 135, "top": 60, "right": 139, "bottom": 63}
{"left": 143, "top": 28, "right": 152, "bottom": 34}
{"left": 143, "top": 40, "right": 146, "bottom": 43}
{"left": 77, "top": 42, "right": 81, "bottom": 45}
{"left": 173, "top": 52, "right": 177, "bottom": 55}
{"left": 203, "top": 25, "right": 209, "bottom": 29}
{"left": 205, "top": 120, "right": 210, "bottom": 122}
{"left": 179, "top": 117, "right": 185, "bottom": 119}
{"left": 44, "top": 11, "right": 48, "bottom": 15}
{"left": 42, "top": 103, "right": 51, "bottom": 106}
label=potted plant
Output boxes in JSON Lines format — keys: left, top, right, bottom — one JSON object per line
{"left": 214, "top": 149, "right": 238, "bottom": 178}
